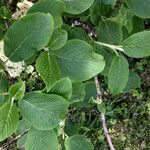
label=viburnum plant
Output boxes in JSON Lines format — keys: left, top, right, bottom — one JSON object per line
{"left": 0, "top": 0, "right": 150, "bottom": 150}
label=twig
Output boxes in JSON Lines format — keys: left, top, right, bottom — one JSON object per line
{"left": 0, "top": 129, "right": 29, "bottom": 150}
{"left": 94, "top": 76, "right": 115, "bottom": 150}
{"left": 0, "top": 92, "right": 9, "bottom": 96}
{"left": 94, "top": 76, "right": 102, "bottom": 100}
{"left": 95, "top": 41, "right": 124, "bottom": 52}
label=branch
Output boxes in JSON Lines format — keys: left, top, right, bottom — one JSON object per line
{"left": 94, "top": 41, "right": 124, "bottom": 52}
{"left": 0, "top": 129, "right": 29, "bottom": 150}
{"left": 0, "top": 92, "right": 9, "bottom": 96}
{"left": 94, "top": 76, "right": 115, "bottom": 150}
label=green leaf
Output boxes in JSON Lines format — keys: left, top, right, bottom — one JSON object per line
{"left": 123, "top": 71, "right": 141, "bottom": 93}
{"left": 70, "top": 82, "right": 85, "bottom": 103}
{"left": 96, "top": 19, "right": 122, "bottom": 45}
{"left": 131, "top": 16, "right": 145, "bottom": 34}
{"left": 103, "top": 0, "right": 117, "bottom": 6}
{"left": 18, "top": 92, "right": 69, "bottom": 130}
{"left": 64, "top": 119, "right": 78, "bottom": 136}
{"left": 36, "top": 51, "right": 60, "bottom": 92}
{"left": 94, "top": 43, "right": 115, "bottom": 76}
{"left": 120, "top": 4, "right": 134, "bottom": 33}
{"left": 52, "top": 39, "right": 105, "bottom": 81}
{"left": 0, "top": 23, "right": 3, "bottom": 40}
{"left": 65, "top": 134, "right": 94, "bottom": 150}
{"left": 9, "top": 81, "right": 25, "bottom": 100}
{"left": 123, "top": 31, "right": 150, "bottom": 58}
{"left": 97, "top": 103, "right": 106, "bottom": 113}
{"left": 27, "top": 0, "right": 65, "bottom": 28}
{"left": 74, "top": 81, "right": 96, "bottom": 108}
{"left": 0, "top": 73, "right": 9, "bottom": 106}
{"left": 0, "top": 6, "right": 11, "bottom": 19}
{"left": 0, "top": 102, "right": 19, "bottom": 141}
{"left": 0, "top": 6, "right": 11, "bottom": 40}
{"left": 68, "top": 27, "right": 90, "bottom": 42}
{"left": 49, "top": 77, "right": 72, "bottom": 101}
{"left": 48, "top": 29, "right": 68, "bottom": 50}
{"left": 125, "top": 0, "right": 150, "bottom": 18}
{"left": 4, "top": 13, "right": 54, "bottom": 62}
{"left": 64, "top": 0, "right": 94, "bottom": 14}
{"left": 0, "top": 61, "right": 3, "bottom": 70}
{"left": 108, "top": 55, "right": 129, "bottom": 94}
{"left": 25, "top": 53, "right": 38, "bottom": 65}
{"left": 0, "top": 73, "right": 8, "bottom": 93}
{"left": 90, "top": 0, "right": 116, "bottom": 25}
{"left": 25, "top": 128, "right": 58, "bottom": 150}
{"left": 122, "top": 16, "right": 144, "bottom": 40}
{"left": 16, "top": 118, "right": 31, "bottom": 148}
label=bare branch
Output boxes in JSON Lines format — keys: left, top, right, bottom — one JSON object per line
{"left": 94, "top": 76, "right": 102, "bottom": 100}
{"left": 94, "top": 76, "right": 115, "bottom": 150}
{"left": 0, "top": 129, "right": 29, "bottom": 150}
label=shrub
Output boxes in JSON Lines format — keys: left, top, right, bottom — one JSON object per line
{"left": 0, "top": 0, "right": 150, "bottom": 149}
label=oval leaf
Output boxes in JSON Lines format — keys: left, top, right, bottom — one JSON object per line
{"left": 64, "top": 119, "right": 79, "bottom": 136}
{"left": 16, "top": 118, "right": 31, "bottom": 148}
{"left": 27, "top": 0, "right": 65, "bottom": 28}
{"left": 123, "top": 31, "right": 150, "bottom": 58}
{"left": 36, "top": 51, "right": 60, "bottom": 92}
{"left": 70, "top": 82, "right": 85, "bottom": 103}
{"left": 68, "top": 27, "right": 90, "bottom": 42}
{"left": 18, "top": 92, "right": 69, "bottom": 130}
{"left": 48, "top": 29, "right": 68, "bottom": 50}
{"left": 65, "top": 134, "right": 94, "bottom": 150}
{"left": 94, "top": 43, "right": 115, "bottom": 76}
{"left": 25, "top": 128, "right": 58, "bottom": 150}
{"left": 125, "top": 0, "right": 150, "bottom": 18}
{"left": 96, "top": 19, "right": 122, "bottom": 45}
{"left": 49, "top": 77, "right": 72, "bottom": 101}
{"left": 0, "top": 102, "right": 19, "bottom": 141}
{"left": 9, "top": 81, "right": 25, "bottom": 100}
{"left": 108, "top": 55, "right": 129, "bottom": 94}
{"left": 52, "top": 39, "right": 105, "bottom": 81}
{"left": 74, "top": 81, "right": 96, "bottom": 108}
{"left": 64, "top": 0, "right": 94, "bottom": 14}
{"left": 97, "top": 103, "right": 106, "bottom": 113}
{"left": 90, "top": 0, "right": 116, "bottom": 25}
{"left": 123, "top": 70, "right": 141, "bottom": 93}
{"left": 0, "top": 73, "right": 9, "bottom": 106}
{"left": 4, "top": 13, "right": 54, "bottom": 62}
